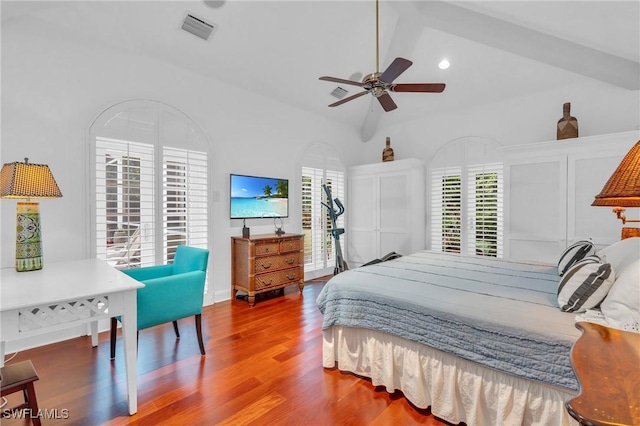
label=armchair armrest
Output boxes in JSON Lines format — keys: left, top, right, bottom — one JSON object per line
{"left": 136, "top": 270, "right": 206, "bottom": 330}
{"left": 122, "top": 264, "right": 174, "bottom": 281}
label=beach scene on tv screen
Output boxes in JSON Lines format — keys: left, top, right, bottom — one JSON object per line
{"left": 231, "top": 175, "right": 288, "bottom": 218}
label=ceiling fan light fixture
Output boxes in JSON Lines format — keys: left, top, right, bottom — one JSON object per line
{"left": 438, "top": 59, "right": 450, "bottom": 70}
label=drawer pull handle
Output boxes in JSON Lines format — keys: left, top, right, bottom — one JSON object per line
{"left": 262, "top": 262, "right": 272, "bottom": 269}
{"left": 288, "top": 243, "right": 293, "bottom": 248}
{"left": 286, "top": 258, "right": 295, "bottom": 265}
{"left": 286, "top": 274, "right": 296, "bottom": 280}
{"left": 261, "top": 279, "right": 273, "bottom": 286}
{"left": 265, "top": 248, "right": 269, "bottom": 253}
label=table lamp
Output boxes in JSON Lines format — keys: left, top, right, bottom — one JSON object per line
{"left": 592, "top": 140, "right": 640, "bottom": 239}
{"left": 0, "top": 158, "right": 62, "bottom": 271}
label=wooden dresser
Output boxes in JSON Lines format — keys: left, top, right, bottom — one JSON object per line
{"left": 231, "top": 233, "right": 304, "bottom": 306}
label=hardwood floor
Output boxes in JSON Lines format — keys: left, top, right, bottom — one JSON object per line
{"left": 2, "top": 278, "right": 457, "bottom": 426}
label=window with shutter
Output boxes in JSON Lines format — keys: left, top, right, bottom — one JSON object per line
{"left": 429, "top": 138, "right": 503, "bottom": 258}
{"left": 95, "top": 137, "right": 155, "bottom": 268}
{"left": 301, "top": 166, "right": 345, "bottom": 273}
{"left": 300, "top": 143, "right": 345, "bottom": 277}
{"left": 467, "top": 164, "right": 503, "bottom": 257}
{"left": 163, "top": 147, "right": 208, "bottom": 263}
{"left": 90, "top": 100, "right": 208, "bottom": 269}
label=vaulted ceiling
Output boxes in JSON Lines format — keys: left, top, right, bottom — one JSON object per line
{"left": 3, "top": 1, "right": 639, "bottom": 141}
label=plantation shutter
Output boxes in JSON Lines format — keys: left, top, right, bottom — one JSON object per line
{"left": 162, "top": 147, "right": 208, "bottom": 263}
{"left": 302, "top": 166, "right": 325, "bottom": 270}
{"left": 301, "top": 166, "right": 346, "bottom": 273}
{"left": 325, "top": 169, "right": 346, "bottom": 263}
{"left": 467, "top": 163, "right": 503, "bottom": 257}
{"left": 95, "top": 137, "right": 155, "bottom": 268}
{"left": 430, "top": 167, "right": 462, "bottom": 254}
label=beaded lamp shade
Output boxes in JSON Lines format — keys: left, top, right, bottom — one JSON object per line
{"left": 0, "top": 160, "right": 62, "bottom": 199}
{"left": 592, "top": 141, "right": 640, "bottom": 207}
{"left": 0, "top": 159, "right": 62, "bottom": 271}
{"left": 592, "top": 140, "right": 640, "bottom": 239}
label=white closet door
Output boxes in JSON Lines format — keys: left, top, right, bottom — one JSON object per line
{"left": 378, "top": 173, "right": 410, "bottom": 257}
{"left": 507, "top": 156, "right": 567, "bottom": 263}
{"left": 347, "top": 174, "right": 377, "bottom": 265}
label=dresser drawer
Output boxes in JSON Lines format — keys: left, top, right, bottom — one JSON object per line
{"left": 255, "top": 253, "right": 302, "bottom": 273}
{"left": 255, "top": 242, "right": 279, "bottom": 256}
{"left": 254, "top": 268, "right": 301, "bottom": 291}
{"left": 280, "top": 238, "right": 302, "bottom": 253}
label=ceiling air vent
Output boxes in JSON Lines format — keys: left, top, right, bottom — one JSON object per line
{"left": 330, "top": 86, "right": 348, "bottom": 99}
{"left": 181, "top": 14, "right": 215, "bottom": 41}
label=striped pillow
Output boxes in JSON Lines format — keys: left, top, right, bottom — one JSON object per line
{"left": 557, "top": 240, "right": 595, "bottom": 276}
{"left": 557, "top": 257, "right": 614, "bottom": 313}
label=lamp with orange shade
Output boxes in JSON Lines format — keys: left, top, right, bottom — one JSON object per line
{"left": 592, "top": 140, "right": 640, "bottom": 239}
{"left": 0, "top": 158, "right": 62, "bottom": 271}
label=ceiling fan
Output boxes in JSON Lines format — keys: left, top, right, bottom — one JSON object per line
{"left": 319, "top": 0, "right": 445, "bottom": 112}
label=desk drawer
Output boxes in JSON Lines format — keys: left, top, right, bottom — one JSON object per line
{"left": 255, "top": 253, "right": 301, "bottom": 273}
{"left": 255, "top": 268, "right": 301, "bottom": 291}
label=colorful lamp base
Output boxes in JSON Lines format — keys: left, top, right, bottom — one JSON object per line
{"left": 15, "top": 202, "right": 43, "bottom": 272}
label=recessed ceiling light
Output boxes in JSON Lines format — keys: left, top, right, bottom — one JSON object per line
{"left": 438, "top": 59, "right": 450, "bottom": 70}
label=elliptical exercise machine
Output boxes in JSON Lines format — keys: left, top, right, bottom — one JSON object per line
{"left": 321, "top": 184, "right": 348, "bottom": 275}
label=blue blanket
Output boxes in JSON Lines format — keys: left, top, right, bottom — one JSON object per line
{"left": 316, "top": 251, "right": 580, "bottom": 391}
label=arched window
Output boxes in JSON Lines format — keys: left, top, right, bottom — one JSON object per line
{"left": 89, "top": 100, "right": 209, "bottom": 268}
{"left": 429, "top": 136, "right": 504, "bottom": 257}
{"left": 300, "top": 143, "right": 346, "bottom": 278}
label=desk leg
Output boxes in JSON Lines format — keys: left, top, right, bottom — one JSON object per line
{"left": 120, "top": 289, "right": 138, "bottom": 415}
{"left": 90, "top": 321, "right": 99, "bottom": 347}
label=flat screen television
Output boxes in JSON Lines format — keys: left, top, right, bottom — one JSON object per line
{"left": 230, "top": 174, "right": 289, "bottom": 219}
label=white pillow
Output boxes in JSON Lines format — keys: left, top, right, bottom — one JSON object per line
{"left": 601, "top": 258, "right": 640, "bottom": 333}
{"left": 557, "top": 257, "right": 615, "bottom": 313}
{"left": 557, "top": 240, "right": 595, "bottom": 276}
{"left": 596, "top": 237, "right": 640, "bottom": 272}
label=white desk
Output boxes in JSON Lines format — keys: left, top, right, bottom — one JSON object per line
{"left": 0, "top": 259, "right": 143, "bottom": 415}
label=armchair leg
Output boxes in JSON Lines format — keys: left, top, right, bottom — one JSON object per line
{"left": 173, "top": 321, "right": 180, "bottom": 339}
{"left": 195, "top": 314, "right": 205, "bottom": 356}
{"left": 110, "top": 318, "right": 117, "bottom": 360}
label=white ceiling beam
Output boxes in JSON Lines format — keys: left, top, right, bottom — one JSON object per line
{"left": 360, "top": 0, "right": 639, "bottom": 142}
{"left": 416, "top": 1, "right": 639, "bottom": 90}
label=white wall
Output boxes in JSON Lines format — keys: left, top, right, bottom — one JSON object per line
{"left": 0, "top": 16, "right": 363, "bottom": 311}
{"left": 359, "top": 79, "right": 639, "bottom": 165}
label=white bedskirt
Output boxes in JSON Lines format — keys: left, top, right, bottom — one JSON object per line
{"left": 323, "top": 326, "right": 579, "bottom": 426}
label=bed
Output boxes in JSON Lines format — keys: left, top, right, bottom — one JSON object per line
{"left": 316, "top": 240, "right": 640, "bottom": 425}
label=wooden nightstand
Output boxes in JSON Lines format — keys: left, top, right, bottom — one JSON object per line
{"left": 566, "top": 322, "right": 640, "bottom": 425}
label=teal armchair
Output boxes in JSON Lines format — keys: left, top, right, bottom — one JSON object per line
{"left": 110, "top": 245, "right": 210, "bottom": 358}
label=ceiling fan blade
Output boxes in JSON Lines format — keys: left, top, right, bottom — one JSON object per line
{"left": 328, "top": 90, "right": 369, "bottom": 107}
{"left": 391, "top": 83, "right": 446, "bottom": 93}
{"left": 379, "top": 57, "right": 413, "bottom": 83}
{"left": 319, "top": 76, "right": 364, "bottom": 87}
{"left": 377, "top": 92, "right": 397, "bottom": 112}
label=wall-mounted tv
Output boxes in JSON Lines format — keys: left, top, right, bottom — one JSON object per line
{"left": 230, "top": 174, "right": 289, "bottom": 219}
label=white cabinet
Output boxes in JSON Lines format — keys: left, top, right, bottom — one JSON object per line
{"left": 503, "top": 131, "right": 638, "bottom": 263}
{"left": 347, "top": 158, "right": 425, "bottom": 267}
